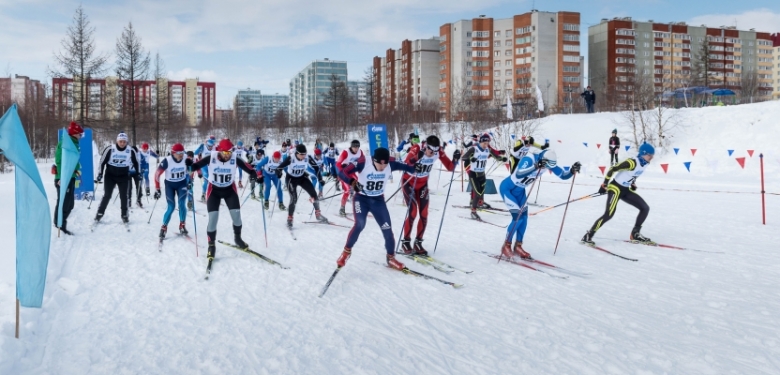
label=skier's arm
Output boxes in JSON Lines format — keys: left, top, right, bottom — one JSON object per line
{"left": 404, "top": 144, "right": 421, "bottom": 165}
{"left": 338, "top": 162, "right": 365, "bottom": 184}
{"left": 255, "top": 157, "right": 268, "bottom": 173}
{"left": 461, "top": 147, "right": 475, "bottom": 170}
{"left": 549, "top": 165, "right": 573, "bottom": 180}
{"left": 275, "top": 156, "right": 292, "bottom": 172}
{"left": 154, "top": 159, "right": 168, "bottom": 189}
{"left": 97, "top": 146, "right": 111, "bottom": 177}
{"left": 395, "top": 139, "right": 407, "bottom": 152}
{"left": 237, "top": 158, "right": 256, "bottom": 176}
{"left": 389, "top": 160, "right": 415, "bottom": 174}
{"left": 190, "top": 155, "right": 211, "bottom": 171}
{"left": 130, "top": 150, "right": 140, "bottom": 173}
{"left": 438, "top": 149, "right": 455, "bottom": 171}
{"left": 194, "top": 144, "right": 204, "bottom": 155}
{"left": 604, "top": 159, "right": 635, "bottom": 183}
{"left": 335, "top": 150, "right": 348, "bottom": 171}
{"left": 513, "top": 156, "right": 538, "bottom": 179}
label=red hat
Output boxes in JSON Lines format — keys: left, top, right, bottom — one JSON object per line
{"left": 171, "top": 143, "right": 185, "bottom": 153}
{"left": 217, "top": 139, "right": 233, "bottom": 152}
{"left": 314, "top": 148, "right": 322, "bottom": 156}
{"left": 273, "top": 151, "right": 282, "bottom": 159}
{"left": 141, "top": 142, "right": 149, "bottom": 150}
{"left": 67, "top": 122, "right": 84, "bottom": 136}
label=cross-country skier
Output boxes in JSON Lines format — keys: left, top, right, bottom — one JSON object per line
{"left": 396, "top": 133, "right": 420, "bottom": 154}
{"left": 189, "top": 139, "right": 258, "bottom": 259}
{"left": 194, "top": 138, "right": 216, "bottom": 201}
{"left": 334, "top": 147, "right": 417, "bottom": 270}
{"left": 127, "top": 144, "right": 145, "bottom": 209}
{"left": 461, "top": 133, "right": 508, "bottom": 219}
{"left": 399, "top": 135, "right": 460, "bottom": 255}
{"left": 153, "top": 143, "right": 190, "bottom": 239}
{"left": 249, "top": 148, "right": 265, "bottom": 199}
{"left": 95, "top": 132, "right": 140, "bottom": 224}
{"left": 233, "top": 141, "right": 249, "bottom": 188}
{"left": 608, "top": 129, "right": 620, "bottom": 166}
{"left": 275, "top": 144, "right": 329, "bottom": 228}
{"left": 308, "top": 148, "right": 326, "bottom": 198}
{"left": 499, "top": 149, "right": 581, "bottom": 259}
{"left": 255, "top": 150, "right": 285, "bottom": 210}
{"left": 509, "top": 136, "right": 549, "bottom": 172}
{"left": 336, "top": 139, "right": 365, "bottom": 217}
{"left": 53, "top": 121, "right": 84, "bottom": 235}
{"left": 581, "top": 143, "right": 655, "bottom": 245}
{"left": 323, "top": 142, "right": 339, "bottom": 179}
{"left": 138, "top": 142, "right": 159, "bottom": 196}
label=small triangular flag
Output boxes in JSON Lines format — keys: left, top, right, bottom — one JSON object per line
{"left": 660, "top": 164, "right": 669, "bottom": 173}
{"left": 583, "top": 142, "right": 588, "bottom": 147}
{"left": 625, "top": 145, "right": 630, "bottom": 151}
{"left": 596, "top": 143, "right": 601, "bottom": 149}
{"left": 598, "top": 166, "right": 606, "bottom": 175}
{"left": 727, "top": 150, "right": 734, "bottom": 156}
{"left": 510, "top": 134, "right": 515, "bottom": 140}
{"left": 735, "top": 157, "right": 746, "bottom": 169}
{"left": 673, "top": 148, "right": 679, "bottom": 155}
{"left": 557, "top": 140, "right": 562, "bottom": 143}
{"left": 684, "top": 161, "right": 691, "bottom": 172}
{"left": 691, "top": 148, "right": 697, "bottom": 156}
{"left": 747, "top": 150, "right": 754, "bottom": 157}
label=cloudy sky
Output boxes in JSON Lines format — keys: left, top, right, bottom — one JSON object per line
{"left": 1, "top": 0, "right": 778, "bottom": 107}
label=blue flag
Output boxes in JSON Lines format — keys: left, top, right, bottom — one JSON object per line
{"left": 684, "top": 161, "right": 691, "bottom": 172}
{"left": 727, "top": 149, "right": 734, "bottom": 156}
{"left": 625, "top": 145, "right": 630, "bottom": 152}
{"left": 673, "top": 148, "right": 679, "bottom": 155}
{"left": 57, "top": 133, "right": 79, "bottom": 227}
{"left": 583, "top": 142, "right": 588, "bottom": 147}
{"left": 0, "top": 105, "right": 51, "bottom": 308}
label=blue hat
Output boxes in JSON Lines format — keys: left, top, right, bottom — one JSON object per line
{"left": 237, "top": 141, "right": 243, "bottom": 147}
{"left": 638, "top": 143, "right": 655, "bottom": 156}
{"left": 206, "top": 139, "right": 216, "bottom": 147}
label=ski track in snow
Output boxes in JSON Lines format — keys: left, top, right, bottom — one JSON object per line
{"left": 2, "top": 104, "right": 780, "bottom": 374}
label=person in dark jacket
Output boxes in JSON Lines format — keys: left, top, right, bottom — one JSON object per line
{"left": 609, "top": 129, "right": 620, "bottom": 166}
{"left": 94, "top": 132, "right": 140, "bottom": 224}
{"left": 581, "top": 86, "right": 596, "bottom": 113}
{"left": 53, "top": 122, "right": 84, "bottom": 235}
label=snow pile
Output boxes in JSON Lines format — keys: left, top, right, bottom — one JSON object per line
{"left": 0, "top": 102, "right": 778, "bottom": 374}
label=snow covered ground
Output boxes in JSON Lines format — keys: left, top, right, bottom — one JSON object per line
{"left": 1, "top": 102, "right": 779, "bottom": 374}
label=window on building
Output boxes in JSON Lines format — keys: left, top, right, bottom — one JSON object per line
{"left": 505, "top": 69, "right": 512, "bottom": 76}
{"left": 563, "top": 24, "right": 579, "bottom": 31}
{"left": 505, "top": 40, "right": 512, "bottom": 46}
{"left": 494, "top": 31, "right": 501, "bottom": 37}
{"left": 494, "top": 60, "right": 501, "bottom": 67}
{"left": 494, "top": 41, "right": 501, "bottom": 47}
{"left": 505, "top": 30, "right": 511, "bottom": 37}
{"left": 505, "top": 60, "right": 512, "bottom": 66}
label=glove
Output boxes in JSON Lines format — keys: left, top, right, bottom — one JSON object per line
{"left": 95, "top": 173, "right": 103, "bottom": 183}
{"left": 249, "top": 173, "right": 258, "bottom": 183}
{"left": 275, "top": 170, "right": 283, "bottom": 178}
{"left": 630, "top": 183, "right": 637, "bottom": 192}
{"left": 154, "top": 189, "right": 161, "bottom": 200}
{"left": 318, "top": 179, "right": 325, "bottom": 187}
{"left": 185, "top": 158, "right": 193, "bottom": 167}
{"left": 535, "top": 159, "right": 547, "bottom": 169}
{"left": 498, "top": 150, "right": 506, "bottom": 155}
{"left": 501, "top": 157, "right": 508, "bottom": 163}
{"left": 541, "top": 142, "right": 550, "bottom": 150}
{"left": 55, "top": 178, "right": 60, "bottom": 187}
{"left": 528, "top": 136, "right": 535, "bottom": 146}
{"left": 570, "top": 162, "right": 582, "bottom": 174}
{"left": 350, "top": 178, "right": 363, "bottom": 193}
{"left": 452, "top": 150, "right": 462, "bottom": 162}
{"left": 598, "top": 183, "right": 607, "bottom": 195}
{"left": 469, "top": 157, "right": 477, "bottom": 163}
{"left": 198, "top": 173, "right": 203, "bottom": 180}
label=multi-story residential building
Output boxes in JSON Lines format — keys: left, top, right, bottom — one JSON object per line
{"left": 51, "top": 76, "right": 215, "bottom": 126}
{"left": 372, "top": 37, "right": 441, "bottom": 118}
{"left": 289, "top": 59, "right": 348, "bottom": 122}
{"left": 234, "top": 88, "right": 262, "bottom": 120}
{"left": 772, "top": 33, "right": 780, "bottom": 100}
{"left": 438, "top": 11, "right": 582, "bottom": 120}
{"left": 589, "top": 18, "right": 774, "bottom": 107}
{"left": 260, "top": 93, "right": 289, "bottom": 124}
{"left": 0, "top": 75, "right": 45, "bottom": 108}
{"left": 347, "top": 80, "right": 370, "bottom": 121}
{"left": 214, "top": 108, "right": 234, "bottom": 127}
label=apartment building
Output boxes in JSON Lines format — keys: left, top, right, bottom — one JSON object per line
{"left": 589, "top": 17, "right": 774, "bottom": 107}
{"left": 346, "top": 80, "right": 370, "bottom": 121}
{"left": 372, "top": 37, "right": 441, "bottom": 117}
{"left": 438, "top": 11, "right": 582, "bottom": 120}
{"left": 289, "top": 59, "right": 348, "bottom": 122}
{"left": 51, "top": 76, "right": 215, "bottom": 126}
{"left": 260, "top": 93, "right": 289, "bottom": 123}
{"left": 0, "top": 75, "right": 45, "bottom": 108}
{"left": 773, "top": 33, "right": 780, "bottom": 100}
{"left": 234, "top": 88, "right": 263, "bottom": 120}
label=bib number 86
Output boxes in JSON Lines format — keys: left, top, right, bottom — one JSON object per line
{"left": 365, "top": 181, "right": 384, "bottom": 191}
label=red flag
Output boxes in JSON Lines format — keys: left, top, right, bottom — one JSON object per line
{"left": 747, "top": 150, "right": 754, "bottom": 157}
{"left": 660, "top": 164, "right": 669, "bottom": 173}
{"left": 596, "top": 143, "right": 601, "bottom": 149}
{"left": 735, "top": 157, "right": 746, "bottom": 169}
{"left": 598, "top": 166, "right": 606, "bottom": 175}
{"left": 557, "top": 140, "right": 562, "bottom": 143}
{"left": 691, "top": 148, "right": 697, "bottom": 156}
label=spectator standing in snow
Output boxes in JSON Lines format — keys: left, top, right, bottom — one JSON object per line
{"left": 609, "top": 129, "right": 620, "bottom": 166}
{"left": 581, "top": 86, "right": 596, "bottom": 113}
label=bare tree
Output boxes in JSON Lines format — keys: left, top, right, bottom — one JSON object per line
{"left": 152, "top": 52, "right": 168, "bottom": 152}
{"left": 49, "top": 5, "right": 109, "bottom": 125}
{"left": 738, "top": 70, "right": 760, "bottom": 104}
{"left": 363, "top": 66, "right": 375, "bottom": 123}
{"left": 115, "top": 22, "right": 151, "bottom": 145}
{"left": 691, "top": 39, "right": 720, "bottom": 88}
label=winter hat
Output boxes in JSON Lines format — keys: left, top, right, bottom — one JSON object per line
{"left": 67, "top": 121, "right": 84, "bottom": 136}
{"left": 329, "top": 142, "right": 335, "bottom": 147}
{"left": 206, "top": 139, "right": 216, "bottom": 147}
{"left": 426, "top": 135, "right": 440, "bottom": 147}
{"left": 237, "top": 140, "right": 244, "bottom": 147}
{"left": 612, "top": 129, "right": 617, "bottom": 134}
{"left": 295, "top": 144, "right": 307, "bottom": 154}
{"left": 372, "top": 147, "right": 390, "bottom": 164}
{"left": 171, "top": 143, "right": 185, "bottom": 153}
{"left": 351, "top": 139, "right": 360, "bottom": 148}
{"left": 539, "top": 149, "right": 557, "bottom": 168}
{"left": 273, "top": 151, "right": 282, "bottom": 159}
{"left": 141, "top": 142, "right": 149, "bottom": 150}
{"left": 479, "top": 133, "right": 491, "bottom": 143}
{"left": 117, "top": 132, "right": 129, "bottom": 142}
{"left": 638, "top": 143, "right": 655, "bottom": 156}
{"left": 314, "top": 148, "right": 322, "bottom": 156}
{"left": 217, "top": 139, "right": 234, "bottom": 152}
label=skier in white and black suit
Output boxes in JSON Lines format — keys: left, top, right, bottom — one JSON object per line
{"left": 189, "top": 139, "right": 258, "bottom": 260}
{"left": 95, "top": 132, "right": 140, "bottom": 224}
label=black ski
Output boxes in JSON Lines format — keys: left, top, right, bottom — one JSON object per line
{"left": 580, "top": 242, "right": 638, "bottom": 262}
{"left": 481, "top": 252, "right": 568, "bottom": 279}
{"left": 458, "top": 215, "right": 507, "bottom": 228}
{"left": 302, "top": 221, "right": 352, "bottom": 229}
{"left": 319, "top": 267, "right": 342, "bottom": 297}
{"left": 217, "top": 240, "right": 289, "bottom": 269}
{"left": 372, "top": 261, "right": 463, "bottom": 288}
{"left": 205, "top": 257, "right": 214, "bottom": 279}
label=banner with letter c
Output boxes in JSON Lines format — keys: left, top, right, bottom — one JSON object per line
{"left": 367, "top": 123, "right": 388, "bottom": 157}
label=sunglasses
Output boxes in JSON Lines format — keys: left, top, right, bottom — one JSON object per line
{"left": 374, "top": 159, "right": 388, "bottom": 165}
{"left": 173, "top": 151, "right": 184, "bottom": 155}
{"left": 219, "top": 150, "right": 233, "bottom": 157}
{"left": 426, "top": 145, "right": 440, "bottom": 152}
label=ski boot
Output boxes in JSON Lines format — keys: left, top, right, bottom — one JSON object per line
{"left": 187, "top": 199, "right": 194, "bottom": 210}
{"left": 264, "top": 200, "right": 270, "bottom": 210}
{"left": 500, "top": 241, "right": 513, "bottom": 258}
{"left": 200, "top": 194, "right": 206, "bottom": 202}
{"left": 94, "top": 213, "right": 104, "bottom": 222}
{"left": 233, "top": 225, "right": 248, "bottom": 249}
{"left": 399, "top": 239, "right": 414, "bottom": 255}
{"left": 238, "top": 181, "right": 244, "bottom": 189}
{"left": 58, "top": 222, "right": 73, "bottom": 236}
{"left": 630, "top": 226, "right": 653, "bottom": 244}
{"left": 581, "top": 230, "right": 595, "bottom": 246}
{"left": 207, "top": 243, "right": 216, "bottom": 260}
{"left": 339, "top": 206, "right": 347, "bottom": 217}
{"left": 478, "top": 201, "right": 492, "bottom": 209}
{"left": 470, "top": 209, "right": 481, "bottom": 220}
{"left": 513, "top": 242, "right": 532, "bottom": 259}
{"left": 413, "top": 239, "right": 428, "bottom": 256}
{"left": 315, "top": 210, "right": 329, "bottom": 223}
{"left": 122, "top": 215, "right": 129, "bottom": 224}
{"left": 179, "top": 222, "right": 188, "bottom": 235}
{"left": 336, "top": 247, "right": 352, "bottom": 267}
{"left": 279, "top": 202, "right": 286, "bottom": 210}
{"left": 335, "top": 183, "right": 342, "bottom": 192}
{"left": 159, "top": 224, "right": 167, "bottom": 239}
{"left": 287, "top": 215, "right": 293, "bottom": 229}
{"left": 386, "top": 254, "right": 405, "bottom": 271}
{"left": 137, "top": 199, "right": 144, "bottom": 208}
{"left": 145, "top": 187, "right": 151, "bottom": 196}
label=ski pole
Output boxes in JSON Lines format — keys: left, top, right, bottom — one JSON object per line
{"left": 192, "top": 193, "right": 199, "bottom": 257}
{"left": 498, "top": 168, "right": 542, "bottom": 265}
{"left": 533, "top": 172, "right": 543, "bottom": 204}
{"left": 385, "top": 177, "right": 413, "bottom": 203}
{"left": 553, "top": 173, "right": 577, "bottom": 255}
{"left": 260, "top": 196, "right": 269, "bottom": 248}
{"left": 146, "top": 196, "right": 159, "bottom": 224}
{"left": 433, "top": 166, "right": 458, "bottom": 254}
{"left": 529, "top": 193, "right": 600, "bottom": 216}
{"left": 393, "top": 174, "right": 419, "bottom": 253}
